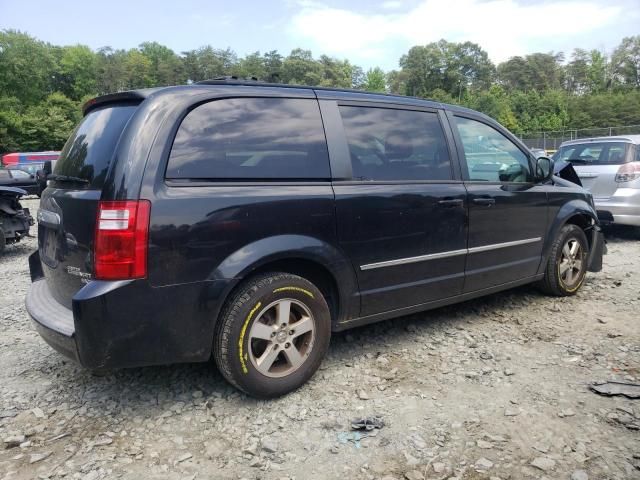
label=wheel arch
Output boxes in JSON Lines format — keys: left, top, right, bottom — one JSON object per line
{"left": 540, "top": 200, "right": 599, "bottom": 273}
{"left": 209, "top": 234, "right": 359, "bottom": 328}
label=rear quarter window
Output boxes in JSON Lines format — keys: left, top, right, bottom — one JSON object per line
{"left": 54, "top": 104, "right": 138, "bottom": 188}
{"left": 166, "top": 98, "right": 330, "bottom": 180}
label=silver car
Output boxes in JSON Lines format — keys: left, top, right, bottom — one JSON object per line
{"left": 554, "top": 136, "right": 640, "bottom": 227}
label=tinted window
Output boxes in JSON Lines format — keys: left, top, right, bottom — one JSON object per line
{"left": 55, "top": 104, "right": 138, "bottom": 188}
{"left": 455, "top": 117, "right": 532, "bottom": 182}
{"left": 167, "top": 98, "right": 330, "bottom": 180}
{"left": 339, "top": 106, "right": 452, "bottom": 181}
{"left": 555, "top": 142, "right": 630, "bottom": 165}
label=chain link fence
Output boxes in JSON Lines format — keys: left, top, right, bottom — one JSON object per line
{"left": 519, "top": 125, "right": 640, "bottom": 152}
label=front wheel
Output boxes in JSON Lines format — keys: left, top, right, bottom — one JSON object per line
{"left": 538, "top": 224, "right": 589, "bottom": 296}
{"left": 213, "top": 272, "right": 331, "bottom": 398}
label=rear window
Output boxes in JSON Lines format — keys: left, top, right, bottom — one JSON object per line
{"left": 166, "top": 98, "right": 330, "bottom": 180}
{"left": 54, "top": 104, "right": 138, "bottom": 188}
{"left": 554, "top": 142, "right": 630, "bottom": 165}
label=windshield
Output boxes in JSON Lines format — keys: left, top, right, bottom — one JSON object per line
{"left": 554, "top": 142, "right": 630, "bottom": 165}
{"left": 54, "top": 104, "right": 138, "bottom": 188}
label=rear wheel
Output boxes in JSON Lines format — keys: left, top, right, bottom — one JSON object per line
{"left": 213, "top": 272, "right": 331, "bottom": 398}
{"left": 539, "top": 224, "right": 588, "bottom": 296}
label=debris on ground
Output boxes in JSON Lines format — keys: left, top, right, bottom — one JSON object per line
{"left": 590, "top": 381, "right": 640, "bottom": 399}
{"left": 351, "top": 416, "right": 385, "bottom": 431}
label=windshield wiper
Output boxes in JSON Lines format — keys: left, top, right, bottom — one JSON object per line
{"left": 48, "top": 174, "right": 89, "bottom": 184}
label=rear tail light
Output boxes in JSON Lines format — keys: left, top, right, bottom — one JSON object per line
{"left": 94, "top": 200, "right": 151, "bottom": 280}
{"left": 615, "top": 162, "right": 640, "bottom": 183}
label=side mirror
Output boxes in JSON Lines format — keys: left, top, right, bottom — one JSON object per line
{"left": 536, "top": 156, "right": 554, "bottom": 183}
{"left": 43, "top": 161, "right": 52, "bottom": 176}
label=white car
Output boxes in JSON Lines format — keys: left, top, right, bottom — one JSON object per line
{"left": 554, "top": 136, "right": 640, "bottom": 227}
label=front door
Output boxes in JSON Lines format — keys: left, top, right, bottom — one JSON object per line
{"left": 330, "top": 103, "right": 468, "bottom": 316}
{"left": 448, "top": 113, "right": 549, "bottom": 292}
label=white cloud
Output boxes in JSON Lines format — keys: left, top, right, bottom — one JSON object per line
{"left": 289, "top": 0, "right": 624, "bottom": 66}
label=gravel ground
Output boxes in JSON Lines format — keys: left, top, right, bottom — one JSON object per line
{"left": 1, "top": 197, "right": 639, "bottom": 480}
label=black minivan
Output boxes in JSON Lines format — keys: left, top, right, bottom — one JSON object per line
{"left": 27, "top": 80, "right": 605, "bottom": 398}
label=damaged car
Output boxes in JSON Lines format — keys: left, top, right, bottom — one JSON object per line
{"left": 26, "top": 80, "right": 606, "bottom": 398}
{"left": 0, "top": 186, "right": 34, "bottom": 253}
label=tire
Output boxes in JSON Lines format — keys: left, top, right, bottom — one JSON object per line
{"left": 213, "top": 272, "right": 331, "bottom": 398}
{"left": 538, "top": 224, "right": 589, "bottom": 296}
{"left": 0, "top": 229, "right": 4, "bottom": 254}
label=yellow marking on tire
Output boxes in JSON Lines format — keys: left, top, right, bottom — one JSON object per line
{"left": 273, "top": 286, "right": 314, "bottom": 298}
{"left": 239, "top": 301, "right": 261, "bottom": 374}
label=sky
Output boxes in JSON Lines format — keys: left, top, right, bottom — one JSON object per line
{"left": 1, "top": 0, "right": 638, "bottom": 70}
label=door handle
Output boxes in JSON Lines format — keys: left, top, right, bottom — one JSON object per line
{"left": 438, "top": 198, "right": 464, "bottom": 207}
{"left": 473, "top": 198, "right": 496, "bottom": 206}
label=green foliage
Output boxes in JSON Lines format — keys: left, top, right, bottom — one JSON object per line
{"left": 19, "top": 93, "right": 80, "bottom": 151}
{"left": 364, "top": 67, "right": 386, "bottom": 92}
{"left": 0, "top": 30, "right": 639, "bottom": 154}
{"left": 0, "top": 30, "right": 56, "bottom": 104}
{"left": 399, "top": 40, "right": 494, "bottom": 98}
{"left": 611, "top": 36, "right": 640, "bottom": 89}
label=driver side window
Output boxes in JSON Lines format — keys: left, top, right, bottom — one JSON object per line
{"left": 455, "top": 116, "right": 532, "bottom": 183}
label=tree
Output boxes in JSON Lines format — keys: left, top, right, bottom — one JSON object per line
{"left": 386, "top": 69, "right": 408, "bottom": 95}
{"left": 565, "top": 49, "right": 609, "bottom": 95}
{"left": 351, "top": 65, "right": 366, "bottom": 89}
{"left": 497, "top": 52, "right": 564, "bottom": 92}
{"left": 364, "top": 67, "right": 386, "bottom": 92}
{"left": 58, "top": 45, "right": 97, "bottom": 100}
{"left": 263, "top": 50, "right": 283, "bottom": 82}
{"left": 399, "top": 40, "right": 494, "bottom": 98}
{"left": 468, "top": 86, "right": 519, "bottom": 131}
{"left": 611, "top": 35, "right": 640, "bottom": 89}
{"left": 124, "top": 49, "right": 153, "bottom": 89}
{"left": 317, "top": 55, "right": 353, "bottom": 88}
{"left": 281, "top": 49, "right": 322, "bottom": 85}
{"left": 235, "top": 51, "right": 266, "bottom": 79}
{"left": 139, "top": 42, "right": 185, "bottom": 86}
{"left": 95, "top": 47, "right": 128, "bottom": 94}
{"left": 19, "top": 93, "right": 79, "bottom": 150}
{"left": 0, "top": 30, "right": 57, "bottom": 104}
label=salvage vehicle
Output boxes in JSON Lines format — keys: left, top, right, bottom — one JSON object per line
{"left": 0, "top": 186, "right": 33, "bottom": 253}
{"left": 27, "top": 80, "right": 606, "bottom": 398}
{"left": 554, "top": 136, "right": 640, "bottom": 227}
{"left": 0, "top": 168, "right": 39, "bottom": 196}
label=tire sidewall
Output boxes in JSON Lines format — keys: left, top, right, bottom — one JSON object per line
{"left": 222, "top": 275, "right": 331, "bottom": 398}
{"left": 554, "top": 225, "right": 588, "bottom": 294}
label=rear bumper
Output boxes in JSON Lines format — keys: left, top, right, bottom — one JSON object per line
{"left": 26, "top": 280, "right": 79, "bottom": 362}
{"left": 26, "top": 252, "right": 231, "bottom": 369}
{"left": 595, "top": 188, "right": 640, "bottom": 226}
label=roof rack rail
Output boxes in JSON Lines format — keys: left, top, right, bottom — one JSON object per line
{"left": 196, "top": 76, "right": 259, "bottom": 84}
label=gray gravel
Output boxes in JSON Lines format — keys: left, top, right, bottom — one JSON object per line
{"left": 1, "top": 198, "right": 639, "bottom": 480}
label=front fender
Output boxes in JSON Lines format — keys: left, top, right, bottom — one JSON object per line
{"left": 210, "top": 234, "right": 359, "bottom": 323}
{"left": 540, "top": 198, "right": 599, "bottom": 273}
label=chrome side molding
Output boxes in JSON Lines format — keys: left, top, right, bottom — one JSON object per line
{"left": 360, "top": 237, "right": 542, "bottom": 271}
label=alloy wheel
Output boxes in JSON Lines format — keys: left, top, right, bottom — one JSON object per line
{"left": 247, "top": 298, "right": 316, "bottom": 378}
